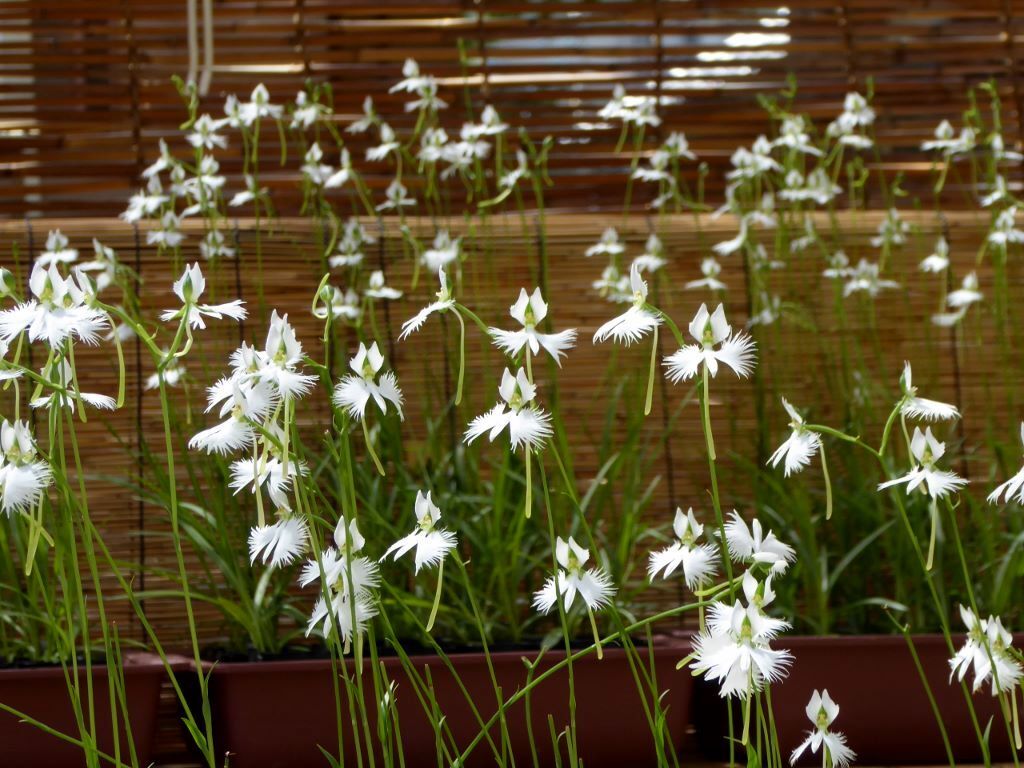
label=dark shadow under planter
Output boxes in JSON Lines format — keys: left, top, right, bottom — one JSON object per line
{"left": 196, "top": 637, "right": 692, "bottom": 768}
{"left": 0, "top": 651, "right": 167, "bottom": 768}
{"left": 695, "top": 634, "right": 1017, "bottom": 765}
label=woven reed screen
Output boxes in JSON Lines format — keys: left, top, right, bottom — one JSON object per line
{"left": 3, "top": 1, "right": 1024, "bottom": 216}
{"left": 0, "top": 211, "right": 1006, "bottom": 646}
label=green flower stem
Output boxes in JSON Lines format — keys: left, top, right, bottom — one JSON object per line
{"left": 700, "top": 365, "right": 734, "bottom": 589}
{"left": 425, "top": 558, "right": 444, "bottom": 632}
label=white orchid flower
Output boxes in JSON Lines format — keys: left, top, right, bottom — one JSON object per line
{"left": 248, "top": 516, "right": 310, "bottom": 569}
{"left": 161, "top": 263, "right": 247, "bottom": 332}
{"left": 489, "top": 288, "right": 577, "bottom": 365}
{"left": 949, "top": 606, "right": 1023, "bottom": 696}
{"left": 383, "top": 491, "right": 457, "bottom": 574}
{"left": 789, "top": 690, "right": 855, "bottom": 768}
{"left": 464, "top": 368, "right": 552, "bottom": 451}
{"left": 585, "top": 227, "right": 625, "bottom": 258}
{"left": 0, "top": 263, "right": 109, "bottom": 348}
{"left": 0, "top": 420, "right": 52, "bottom": 516}
{"left": 399, "top": 268, "right": 456, "bottom": 340}
{"left": 663, "top": 303, "right": 756, "bottom": 382}
{"left": 768, "top": 398, "right": 822, "bottom": 477}
{"left": 364, "top": 270, "right": 402, "bottom": 300}
{"left": 724, "top": 511, "right": 796, "bottom": 575}
{"left": 421, "top": 231, "right": 460, "bottom": 272}
{"left": 300, "top": 519, "right": 380, "bottom": 646}
{"left": 898, "top": 362, "right": 959, "bottom": 421}
{"left": 691, "top": 592, "right": 792, "bottom": 700}
{"left": 333, "top": 342, "right": 404, "bottom": 422}
{"left": 647, "top": 507, "right": 718, "bottom": 588}
{"left": 919, "top": 236, "right": 950, "bottom": 273}
{"left": 592, "top": 263, "right": 660, "bottom": 345}
{"left": 988, "top": 423, "right": 1024, "bottom": 505}
{"left": 685, "top": 257, "right": 727, "bottom": 291}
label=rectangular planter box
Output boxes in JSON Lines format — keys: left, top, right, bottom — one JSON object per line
{"left": 198, "top": 638, "right": 692, "bottom": 768}
{"left": 695, "top": 634, "right": 1017, "bottom": 764}
{"left": 0, "top": 652, "right": 166, "bottom": 768}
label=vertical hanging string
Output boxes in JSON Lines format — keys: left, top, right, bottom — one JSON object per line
{"left": 186, "top": 0, "right": 198, "bottom": 89}
{"left": 198, "top": 0, "right": 214, "bottom": 95}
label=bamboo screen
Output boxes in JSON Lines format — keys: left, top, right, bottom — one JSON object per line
{"left": 0, "top": 211, "right": 1005, "bottom": 646}
{"left": 3, "top": 1, "right": 1024, "bottom": 216}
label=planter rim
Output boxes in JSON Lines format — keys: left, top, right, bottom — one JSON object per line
{"left": 0, "top": 651, "right": 184, "bottom": 680}
{"left": 199, "top": 635, "right": 692, "bottom": 675}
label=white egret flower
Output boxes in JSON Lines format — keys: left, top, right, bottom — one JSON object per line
{"left": 300, "top": 519, "right": 380, "bottom": 644}
{"left": 533, "top": 536, "right": 615, "bottom": 614}
{"left": 988, "top": 423, "right": 1024, "bottom": 504}
{"left": 499, "top": 149, "right": 529, "bottom": 190}
{"left": 399, "top": 267, "right": 456, "bottom": 340}
{"left": 366, "top": 123, "right": 400, "bottom": 162}
{"left": 383, "top": 490, "right": 457, "bottom": 573}
{"left": 404, "top": 78, "right": 446, "bottom": 113}
{"left": 197, "top": 229, "right": 235, "bottom": 261}
{"left": 462, "top": 105, "right": 508, "bottom": 139}
{"left": 790, "top": 690, "right": 855, "bottom": 768}
{"left": 421, "top": 230, "right": 460, "bottom": 272}
{"left": 842, "top": 259, "right": 899, "bottom": 298}
{"left": 988, "top": 206, "right": 1024, "bottom": 248}
{"left": 229, "top": 174, "right": 268, "bottom": 208}
{"left": 592, "top": 264, "right": 630, "bottom": 303}
{"left": 256, "top": 311, "right": 317, "bottom": 400}
{"left": 160, "top": 263, "right": 246, "bottom": 331}
{"left": 238, "top": 84, "right": 282, "bottom": 126}
{"left": 664, "top": 303, "right": 756, "bottom": 382}
{"left": 417, "top": 126, "right": 449, "bottom": 164}
{"left": 147, "top": 211, "right": 185, "bottom": 249}
{"left": 390, "top": 58, "right": 430, "bottom": 94}
{"left": 585, "top": 227, "right": 625, "bottom": 258}
{"left": 189, "top": 379, "right": 276, "bottom": 455}
{"left": 323, "top": 148, "right": 354, "bottom": 190}
{"left": 724, "top": 511, "right": 796, "bottom": 574}
{"left": 489, "top": 288, "right": 577, "bottom": 365}
{"left": 769, "top": 398, "right": 822, "bottom": 477}
{"left": 314, "top": 286, "right": 361, "bottom": 322}
{"left": 186, "top": 114, "right": 228, "bottom": 151}
{"left": 712, "top": 220, "right": 747, "bottom": 257}
{"left": 633, "top": 149, "right": 673, "bottom": 185}
{"left": 233, "top": 454, "right": 306, "bottom": 512}
{"left": 950, "top": 606, "right": 1023, "bottom": 696}
{"left": 77, "top": 239, "right": 119, "bottom": 294}
{"left": 946, "top": 271, "right": 983, "bottom": 309}
{"left": 144, "top": 359, "right": 186, "bottom": 390}
{"left": 30, "top": 358, "right": 115, "bottom": 412}
{"left": 464, "top": 368, "right": 552, "bottom": 451}
{"left": 142, "top": 138, "right": 176, "bottom": 179}
{"left": 919, "top": 237, "right": 949, "bottom": 273}
{"left": 727, "top": 136, "right": 781, "bottom": 180}
{"left": 633, "top": 234, "right": 667, "bottom": 273}
{"left": 0, "top": 263, "right": 109, "bottom": 348}
{"left": 774, "top": 115, "right": 823, "bottom": 156}
{"left": 290, "top": 90, "right": 329, "bottom": 130}
{"left": 34, "top": 230, "right": 78, "bottom": 267}
{"left": 347, "top": 96, "right": 377, "bottom": 134}
{"left": 248, "top": 517, "right": 310, "bottom": 569}
{"left": 981, "top": 174, "right": 1010, "bottom": 207}
{"left": 691, "top": 591, "right": 792, "bottom": 699}
{"left": 647, "top": 507, "right": 717, "bottom": 588}
{"left": 376, "top": 180, "right": 416, "bottom": 212}
{"left": 592, "top": 263, "right": 660, "bottom": 345}
{"left": 0, "top": 340, "right": 22, "bottom": 381}
{"left": 663, "top": 131, "right": 697, "bottom": 160}
{"left": 898, "top": 362, "right": 959, "bottom": 421}
{"left": 121, "top": 177, "right": 169, "bottom": 224}
{"left": 300, "top": 143, "right": 333, "bottom": 186}
{"left": 922, "top": 120, "right": 975, "bottom": 156}
{"left": 685, "top": 258, "right": 727, "bottom": 291}
{"left": 364, "top": 271, "right": 402, "bottom": 300}
{"left": 878, "top": 426, "right": 967, "bottom": 500}
{"left": 0, "top": 420, "right": 52, "bottom": 515}
{"left": 333, "top": 342, "right": 404, "bottom": 421}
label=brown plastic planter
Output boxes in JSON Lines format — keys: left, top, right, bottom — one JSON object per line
{"left": 201, "top": 638, "right": 692, "bottom": 768}
{"left": 697, "top": 635, "right": 1017, "bottom": 764}
{"left": 0, "top": 651, "right": 166, "bottom": 768}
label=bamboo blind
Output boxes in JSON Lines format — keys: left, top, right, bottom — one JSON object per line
{"left": 3, "top": 1, "right": 1024, "bottom": 216}
{"left": 0, "top": 211, "right": 1012, "bottom": 648}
